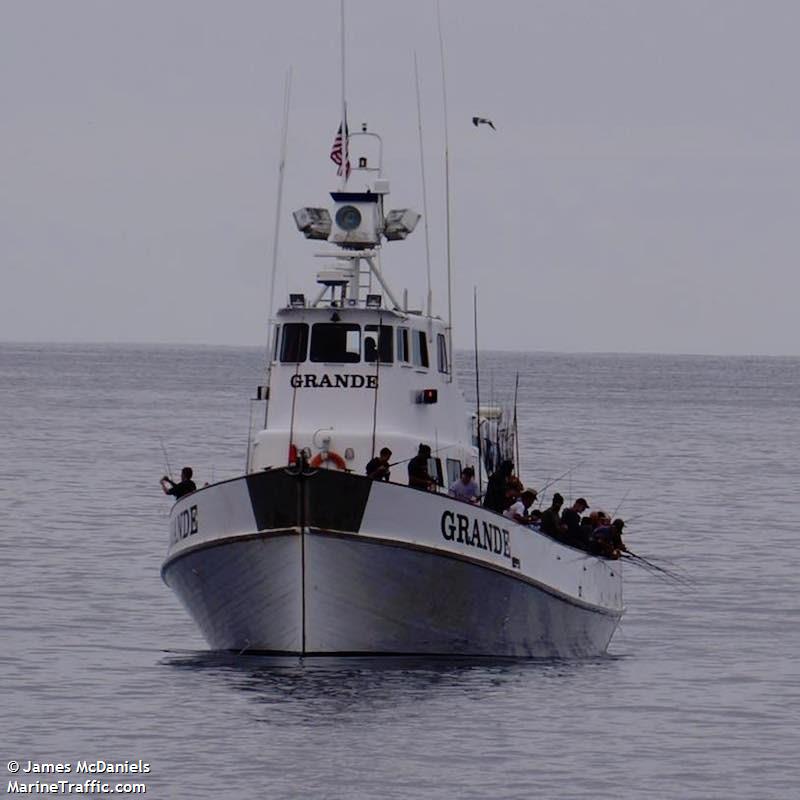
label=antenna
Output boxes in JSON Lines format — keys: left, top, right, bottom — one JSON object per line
{"left": 437, "top": 0, "right": 454, "bottom": 382}
{"left": 473, "top": 286, "right": 483, "bottom": 493}
{"left": 414, "top": 51, "right": 433, "bottom": 318}
{"left": 261, "top": 66, "right": 292, "bottom": 436}
{"left": 267, "top": 67, "right": 292, "bottom": 326}
{"left": 339, "top": 0, "right": 349, "bottom": 191}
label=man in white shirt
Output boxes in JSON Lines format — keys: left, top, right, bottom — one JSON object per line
{"left": 448, "top": 466, "right": 480, "bottom": 504}
{"left": 503, "top": 489, "right": 537, "bottom": 524}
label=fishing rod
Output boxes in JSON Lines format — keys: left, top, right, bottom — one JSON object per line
{"left": 158, "top": 436, "right": 173, "bottom": 480}
{"left": 473, "top": 286, "right": 483, "bottom": 494}
{"left": 537, "top": 461, "right": 585, "bottom": 498}
{"left": 620, "top": 553, "right": 673, "bottom": 582}
{"left": 387, "top": 443, "right": 459, "bottom": 469}
{"left": 623, "top": 550, "right": 691, "bottom": 585}
{"left": 611, "top": 488, "right": 631, "bottom": 519}
{"left": 369, "top": 315, "right": 383, "bottom": 461}
{"left": 513, "top": 372, "right": 520, "bottom": 476}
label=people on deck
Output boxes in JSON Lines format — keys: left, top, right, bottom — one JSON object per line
{"left": 160, "top": 467, "right": 196, "bottom": 500}
{"left": 408, "top": 444, "right": 437, "bottom": 491}
{"left": 561, "top": 497, "right": 590, "bottom": 544}
{"left": 588, "top": 510, "right": 610, "bottom": 530}
{"left": 540, "top": 492, "right": 566, "bottom": 538}
{"left": 503, "top": 489, "right": 538, "bottom": 524}
{"left": 448, "top": 466, "right": 480, "bottom": 503}
{"left": 591, "top": 518, "right": 627, "bottom": 559}
{"left": 366, "top": 447, "right": 392, "bottom": 481}
{"left": 483, "top": 460, "right": 520, "bottom": 512}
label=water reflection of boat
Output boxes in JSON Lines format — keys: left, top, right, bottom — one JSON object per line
{"left": 161, "top": 51, "right": 622, "bottom": 659}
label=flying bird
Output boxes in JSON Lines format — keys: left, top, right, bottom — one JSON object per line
{"left": 472, "top": 116, "right": 496, "bottom": 131}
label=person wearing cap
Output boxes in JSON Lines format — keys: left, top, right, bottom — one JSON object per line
{"left": 540, "top": 492, "right": 566, "bottom": 539}
{"left": 561, "top": 497, "right": 590, "bottom": 545}
{"left": 408, "top": 443, "right": 437, "bottom": 491}
{"left": 449, "top": 466, "right": 480, "bottom": 503}
{"left": 503, "top": 488, "right": 538, "bottom": 524}
{"left": 160, "top": 466, "right": 196, "bottom": 500}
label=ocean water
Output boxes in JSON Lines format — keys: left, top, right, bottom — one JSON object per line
{"left": 1, "top": 342, "right": 798, "bottom": 799}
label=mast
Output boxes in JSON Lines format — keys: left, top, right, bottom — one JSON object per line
{"left": 414, "top": 51, "right": 433, "bottom": 318}
{"left": 437, "top": 0, "right": 454, "bottom": 382}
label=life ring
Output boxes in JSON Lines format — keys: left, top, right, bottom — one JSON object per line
{"left": 310, "top": 451, "right": 347, "bottom": 470}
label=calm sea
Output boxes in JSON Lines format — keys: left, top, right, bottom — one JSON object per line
{"left": 1, "top": 343, "right": 798, "bottom": 799}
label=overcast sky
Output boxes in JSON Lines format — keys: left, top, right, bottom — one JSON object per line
{"left": 2, "top": 0, "right": 799, "bottom": 355}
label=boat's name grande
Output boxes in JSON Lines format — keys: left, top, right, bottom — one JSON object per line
{"left": 170, "top": 504, "right": 198, "bottom": 545}
{"left": 440, "top": 510, "right": 511, "bottom": 560}
{"left": 289, "top": 373, "right": 378, "bottom": 389}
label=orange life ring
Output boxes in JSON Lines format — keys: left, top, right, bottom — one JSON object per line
{"left": 310, "top": 451, "right": 347, "bottom": 470}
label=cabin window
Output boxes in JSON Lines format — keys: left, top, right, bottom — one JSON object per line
{"left": 437, "top": 333, "right": 449, "bottom": 374}
{"left": 364, "top": 325, "right": 393, "bottom": 363}
{"left": 272, "top": 325, "right": 281, "bottom": 361}
{"left": 427, "top": 457, "right": 444, "bottom": 487}
{"left": 397, "top": 327, "right": 410, "bottom": 363}
{"left": 412, "top": 330, "right": 429, "bottom": 368}
{"left": 310, "top": 323, "right": 361, "bottom": 363}
{"left": 446, "top": 458, "right": 462, "bottom": 486}
{"left": 280, "top": 323, "right": 308, "bottom": 363}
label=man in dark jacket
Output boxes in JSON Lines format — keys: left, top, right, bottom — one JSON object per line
{"left": 561, "top": 497, "right": 590, "bottom": 545}
{"left": 540, "top": 492, "right": 566, "bottom": 539}
{"left": 408, "top": 444, "right": 436, "bottom": 491}
{"left": 160, "top": 467, "right": 196, "bottom": 500}
{"left": 366, "top": 447, "right": 392, "bottom": 481}
{"left": 483, "top": 460, "right": 514, "bottom": 513}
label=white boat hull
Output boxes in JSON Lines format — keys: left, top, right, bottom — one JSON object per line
{"left": 162, "top": 468, "right": 623, "bottom": 657}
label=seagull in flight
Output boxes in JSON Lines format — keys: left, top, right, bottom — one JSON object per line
{"left": 472, "top": 116, "right": 496, "bottom": 130}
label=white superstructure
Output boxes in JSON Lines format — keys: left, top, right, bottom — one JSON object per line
{"left": 250, "top": 128, "right": 478, "bottom": 484}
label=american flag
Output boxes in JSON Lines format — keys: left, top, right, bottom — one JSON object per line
{"left": 330, "top": 121, "right": 351, "bottom": 179}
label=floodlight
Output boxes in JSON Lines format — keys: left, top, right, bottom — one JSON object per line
{"left": 384, "top": 209, "right": 420, "bottom": 241}
{"left": 365, "top": 294, "right": 382, "bottom": 309}
{"left": 293, "top": 207, "right": 331, "bottom": 240}
{"left": 289, "top": 293, "right": 306, "bottom": 308}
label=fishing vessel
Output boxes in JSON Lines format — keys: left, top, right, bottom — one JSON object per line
{"left": 160, "top": 112, "right": 623, "bottom": 656}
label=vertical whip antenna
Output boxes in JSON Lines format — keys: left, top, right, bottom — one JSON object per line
{"left": 262, "top": 67, "right": 293, "bottom": 434}
{"left": 339, "top": 0, "right": 348, "bottom": 191}
{"left": 437, "top": 0, "right": 454, "bottom": 382}
{"left": 414, "top": 51, "right": 433, "bottom": 318}
{"left": 267, "top": 67, "right": 292, "bottom": 327}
